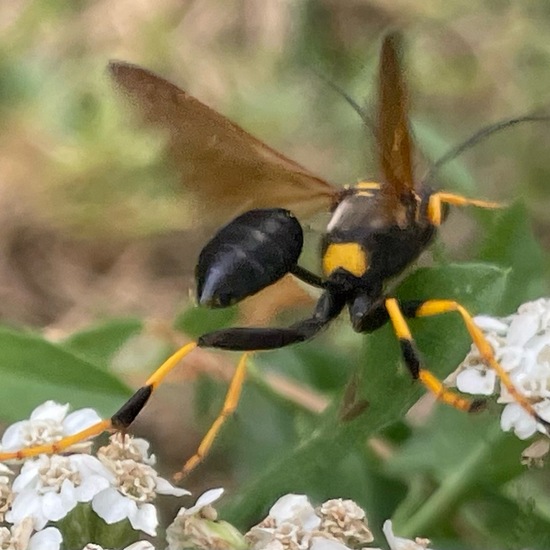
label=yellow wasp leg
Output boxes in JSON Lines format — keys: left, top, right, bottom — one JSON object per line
{"left": 416, "top": 300, "right": 550, "bottom": 431}
{"left": 175, "top": 352, "right": 251, "bottom": 481}
{"left": 0, "top": 342, "right": 199, "bottom": 462}
{"left": 385, "top": 298, "right": 481, "bottom": 412}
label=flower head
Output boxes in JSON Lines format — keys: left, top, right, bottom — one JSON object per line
{"left": 0, "top": 517, "right": 62, "bottom": 550}
{"left": 81, "top": 542, "right": 154, "bottom": 550}
{"left": 316, "top": 499, "right": 373, "bottom": 547}
{"left": 6, "top": 453, "right": 112, "bottom": 529}
{"left": 92, "top": 434, "right": 190, "bottom": 536}
{"left": 0, "top": 463, "right": 14, "bottom": 522}
{"left": 246, "top": 494, "right": 373, "bottom": 550}
{"left": 456, "top": 298, "right": 550, "bottom": 439}
{"left": 0, "top": 400, "right": 101, "bottom": 455}
{"left": 166, "top": 488, "right": 246, "bottom": 550}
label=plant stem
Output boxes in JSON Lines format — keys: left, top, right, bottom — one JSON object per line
{"left": 397, "top": 424, "right": 503, "bottom": 538}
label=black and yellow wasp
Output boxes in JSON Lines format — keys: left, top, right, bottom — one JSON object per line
{"left": 2, "top": 32, "right": 547, "bottom": 477}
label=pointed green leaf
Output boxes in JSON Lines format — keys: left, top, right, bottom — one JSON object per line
{"left": 0, "top": 327, "right": 131, "bottom": 422}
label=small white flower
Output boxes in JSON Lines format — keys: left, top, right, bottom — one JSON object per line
{"left": 0, "top": 517, "right": 62, "bottom": 550}
{"left": 1, "top": 400, "right": 101, "bottom": 454}
{"left": 97, "top": 433, "right": 156, "bottom": 466}
{"left": 456, "top": 365, "right": 496, "bottom": 395}
{"left": 92, "top": 435, "right": 189, "bottom": 536}
{"left": 7, "top": 453, "right": 113, "bottom": 529}
{"left": 124, "top": 542, "right": 155, "bottom": 550}
{"left": 246, "top": 494, "right": 372, "bottom": 550}
{"left": 82, "top": 542, "right": 154, "bottom": 550}
{"left": 456, "top": 298, "right": 550, "bottom": 439}
{"left": 167, "top": 488, "right": 246, "bottom": 550}
{"left": 247, "top": 494, "right": 320, "bottom": 550}
{"left": 178, "top": 487, "right": 225, "bottom": 518}
{"left": 316, "top": 498, "right": 374, "bottom": 547}
{"left": 309, "top": 538, "right": 352, "bottom": 550}
{"left": 382, "top": 520, "right": 432, "bottom": 550}
{"left": 269, "top": 494, "right": 321, "bottom": 532}
{"left": 0, "top": 463, "right": 14, "bottom": 522}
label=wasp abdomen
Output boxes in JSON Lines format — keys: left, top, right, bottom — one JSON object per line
{"left": 196, "top": 208, "right": 303, "bottom": 308}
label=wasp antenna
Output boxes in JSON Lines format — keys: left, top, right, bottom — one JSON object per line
{"left": 312, "top": 70, "right": 373, "bottom": 129}
{"left": 424, "top": 112, "right": 550, "bottom": 184}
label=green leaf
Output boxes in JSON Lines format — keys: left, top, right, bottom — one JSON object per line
{"left": 0, "top": 327, "right": 132, "bottom": 422}
{"left": 63, "top": 318, "right": 143, "bottom": 367}
{"left": 175, "top": 305, "right": 238, "bottom": 338}
{"left": 387, "top": 407, "right": 527, "bottom": 538}
{"left": 222, "top": 263, "right": 508, "bottom": 527}
{"left": 458, "top": 491, "right": 550, "bottom": 550}
{"left": 475, "top": 201, "right": 548, "bottom": 312}
{"left": 387, "top": 406, "right": 524, "bottom": 484}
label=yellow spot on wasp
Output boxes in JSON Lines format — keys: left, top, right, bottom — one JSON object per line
{"left": 355, "top": 181, "right": 381, "bottom": 190}
{"left": 323, "top": 243, "right": 368, "bottom": 278}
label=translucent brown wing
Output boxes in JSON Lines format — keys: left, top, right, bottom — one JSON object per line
{"left": 109, "top": 62, "right": 338, "bottom": 226}
{"left": 377, "top": 32, "right": 416, "bottom": 226}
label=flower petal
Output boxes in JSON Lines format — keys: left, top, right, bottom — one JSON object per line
{"left": 473, "top": 315, "right": 508, "bottom": 334}
{"left": 508, "top": 311, "right": 540, "bottom": 346}
{"left": 0, "top": 421, "right": 26, "bottom": 450}
{"left": 7, "top": 489, "right": 44, "bottom": 528}
{"left": 501, "top": 403, "right": 538, "bottom": 439}
{"left": 28, "top": 527, "right": 63, "bottom": 550}
{"left": 269, "top": 494, "right": 320, "bottom": 530}
{"left": 128, "top": 502, "right": 158, "bottom": 536}
{"left": 92, "top": 488, "right": 133, "bottom": 524}
{"left": 195, "top": 487, "right": 224, "bottom": 507}
{"left": 456, "top": 368, "right": 496, "bottom": 395}
{"left": 155, "top": 476, "right": 191, "bottom": 497}
{"left": 63, "top": 408, "right": 102, "bottom": 434}
{"left": 382, "top": 520, "right": 430, "bottom": 550}
{"left": 125, "top": 542, "right": 155, "bottom": 550}
{"left": 76, "top": 474, "right": 111, "bottom": 502}
{"left": 42, "top": 488, "right": 76, "bottom": 522}
{"left": 30, "top": 401, "right": 69, "bottom": 422}
{"left": 12, "top": 461, "right": 40, "bottom": 491}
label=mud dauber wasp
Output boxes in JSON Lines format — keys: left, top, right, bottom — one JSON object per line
{"left": 2, "top": 32, "right": 548, "bottom": 479}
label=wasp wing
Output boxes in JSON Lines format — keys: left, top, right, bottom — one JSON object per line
{"left": 377, "top": 32, "right": 416, "bottom": 227}
{"left": 109, "top": 62, "right": 338, "bottom": 226}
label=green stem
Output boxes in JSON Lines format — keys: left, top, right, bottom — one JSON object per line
{"left": 397, "top": 424, "right": 504, "bottom": 538}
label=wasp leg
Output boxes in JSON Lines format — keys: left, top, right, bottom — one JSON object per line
{"left": 0, "top": 292, "right": 344, "bottom": 469}
{"left": 176, "top": 291, "right": 345, "bottom": 476}
{"left": 177, "top": 352, "right": 250, "bottom": 480}
{"left": 385, "top": 298, "right": 484, "bottom": 412}
{"left": 0, "top": 341, "right": 199, "bottom": 462}
{"left": 427, "top": 191, "right": 503, "bottom": 225}
{"left": 290, "top": 264, "right": 328, "bottom": 288}
{"left": 406, "top": 299, "right": 550, "bottom": 433}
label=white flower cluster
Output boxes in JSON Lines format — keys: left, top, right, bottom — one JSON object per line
{"left": 456, "top": 298, "right": 550, "bottom": 439}
{"left": 244, "top": 494, "right": 431, "bottom": 550}
{"left": 0, "top": 401, "right": 189, "bottom": 549}
{"left": 0, "top": 402, "right": 434, "bottom": 550}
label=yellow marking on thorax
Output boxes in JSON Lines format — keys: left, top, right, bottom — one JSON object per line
{"left": 344, "top": 181, "right": 381, "bottom": 198}
{"left": 322, "top": 242, "right": 368, "bottom": 278}
{"left": 355, "top": 181, "right": 381, "bottom": 190}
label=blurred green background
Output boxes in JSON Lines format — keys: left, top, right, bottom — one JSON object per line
{"left": 1, "top": 1, "right": 550, "bottom": 549}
